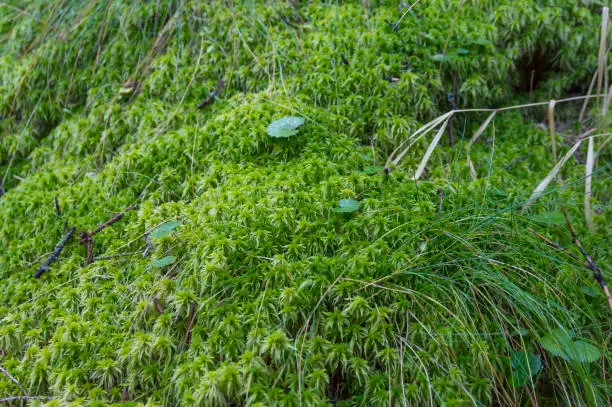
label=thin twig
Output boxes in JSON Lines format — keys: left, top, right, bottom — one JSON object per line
{"left": 197, "top": 79, "right": 224, "bottom": 110}
{"left": 54, "top": 196, "right": 61, "bottom": 216}
{"left": 153, "top": 297, "right": 164, "bottom": 315}
{"left": 277, "top": 11, "right": 300, "bottom": 30}
{"left": 79, "top": 206, "right": 138, "bottom": 265}
{"left": 88, "top": 206, "right": 137, "bottom": 237}
{"left": 528, "top": 228, "right": 590, "bottom": 269}
{"left": 34, "top": 226, "right": 76, "bottom": 278}
{"left": 561, "top": 207, "right": 612, "bottom": 311}
{"left": 0, "top": 366, "right": 27, "bottom": 396}
{"left": 143, "top": 233, "right": 152, "bottom": 258}
{"left": 184, "top": 302, "right": 198, "bottom": 346}
{"left": 504, "top": 153, "right": 534, "bottom": 170}
{"left": 438, "top": 188, "right": 445, "bottom": 216}
{"left": 0, "top": 179, "right": 4, "bottom": 198}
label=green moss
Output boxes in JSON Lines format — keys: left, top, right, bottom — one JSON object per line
{"left": 1, "top": 1, "right": 610, "bottom": 405}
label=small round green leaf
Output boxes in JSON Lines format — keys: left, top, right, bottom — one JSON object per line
{"left": 332, "top": 199, "right": 360, "bottom": 213}
{"left": 151, "top": 220, "right": 181, "bottom": 239}
{"left": 151, "top": 255, "right": 176, "bottom": 268}
{"left": 267, "top": 116, "right": 305, "bottom": 138}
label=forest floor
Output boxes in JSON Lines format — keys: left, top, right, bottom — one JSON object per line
{"left": 0, "top": 1, "right": 611, "bottom": 406}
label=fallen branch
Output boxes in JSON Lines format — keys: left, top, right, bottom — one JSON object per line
{"left": 79, "top": 206, "right": 137, "bottom": 265}
{"left": 0, "top": 366, "right": 27, "bottom": 396}
{"left": 561, "top": 207, "right": 612, "bottom": 311}
{"left": 528, "top": 228, "right": 590, "bottom": 270}
{"left": 197, "top": 79, "right": 224, "bottom": 110}
{"left": 184, "top": 302, "right": 198, "bottom": 346}
{"left": 143, "top": 233, "right": 152, "bottom": 258}
{"left": 34, "top": 226, "right": 76, "bottom": 278}
{"left": 54, "top": 196, "right": 61, "bottom": 216}
{"left": 504, "top": 153, "right": 534, "bottom": 170}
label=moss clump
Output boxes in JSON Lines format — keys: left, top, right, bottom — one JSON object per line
{"left": 1, "top": 1, "right": 610, "bottom": 406}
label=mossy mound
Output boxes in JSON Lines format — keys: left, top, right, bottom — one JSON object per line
{"left": 1, "top": 1, "right": 610, "bottom": 406}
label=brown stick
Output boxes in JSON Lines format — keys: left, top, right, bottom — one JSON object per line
{"left": 528, "top": 228, "right": 590, "bottom": 270}
{"left": 143, "top": 233, "right": 152, "bottom": 258}
{"left": 0, "top": 366, "right": 27, "bottom": 396}
{"left": 88, "top": 206, "right": 137, "bottom": 237}
{"left": 54, "top": 196, "right": 61, "bottom": 216}
{"left": 504, "top": 153, "right": 534, "bottom": 170}
{"left": 561, "top": 207, "right": 612, "bottom": 311}
{"left": 438, "top": 188, "right": 445, "bottom": 216}
{"left": 184, "top": 302, "right": 198, "bottom": 346}
{"left": 34, "top": 226, "right": 76, "bottom": 278}
{"left": 79, "top": 206, "right": 137, "bottom": 265}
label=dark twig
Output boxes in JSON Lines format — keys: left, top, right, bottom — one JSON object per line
{"left": 197, "top": 79, "right": 225, "bottom": 110}
{"left": 0, "top": 179, "right": 4, "bottom": 198}
{"left": 54, "top": 196, "right": 61, "bottom": 216}
{"left": 277, "top": 10, "right": 300, "bottom": 30}
{"left": 34, "top": 226, "right": 76, "bottom": 278}
{"left": 0, "top": 366, "right": 27, "bottom": 396}
{"left": 184, "top": 302, "right": 198, "bottom": 346}
{"left": 438, "top": 188, "right": 445, "bottom": 216}
{"left": 88, "top": 206, "right": 137, "bottom": 237}
{"left": 143, "top": 233, "right": 152, "bottom": 258}
{"left": 528, "top": 228, "right": 590, "bottom": 269}
{"left": 561, "top": 207, "right": 612, "bottom": 311}
{"left": 153, "top": 297, "right": 164, "bottom": 315}
{"left": 340, "top": 53, "right": 350, "bottom": 66}
{"left": 79, "top": 206, "right": 137, "bottom": 265}
{"left": 504, "top": 153, "right": 534, "bottom": 170}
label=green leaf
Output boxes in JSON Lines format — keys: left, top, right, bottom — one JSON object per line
{"left": 431, "top": 54, "right": 448, "bottom": 62}
{"left": 511, "top": 351, "right": 542, "bottom": 387}
{"left": 151, "top": 255, "right": 176, "bottom": 268}
{"left": 471, "top": 38, "right": 492, "bottom": 47}
{"left": 266, "top": 116, "right": 305, "bottom": 138}
{"left": 151, "top": 220, "right": 181, "bottom": 238}
{"left": 530, "top": 212, "right": 565, "bottom": 225}
{"left": 540, "top": 328, "right": 601, "bottom": 363}
{"left": 566, "top": 341, "right": 601, "bottom": 363}
{"left": 581, "top": 286, "right": 600, "bottom": 297}
{"left": 363, "top": 165, "right": 385, "bottom": 175}
{"left": 332, "top": 199, "right": 360, "bottom": 213}
{"left": 456, "top": 48, "right": 470, "bottom": 55}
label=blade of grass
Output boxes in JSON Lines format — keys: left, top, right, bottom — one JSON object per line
{"left": 548, "top": 100, "right": 557, "bottom": 165}
{"left": 466, "top": 111, "right": 497, "bottom": 180}
{"left": 584, "top": 136, "right": 594, "bottom": 231}
{"left": 412, "top": 117, "right": 450, "bottom": 180}
{"left": 524, "top": 129, "right": 595, "bottom": 209}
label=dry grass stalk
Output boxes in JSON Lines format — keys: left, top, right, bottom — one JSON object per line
{"left": 466, "top": 111, "right": 497, "bottom": 180}
{"left": 547, "top": 100, "right": 557, "bottom": 165}
{"left": 412, "top": 117, "right": 450, "bottom": 180}
{"left": 524, "top": 129, "right": 595, "bottom": 209}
